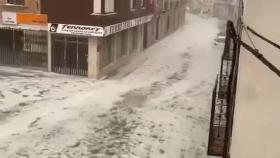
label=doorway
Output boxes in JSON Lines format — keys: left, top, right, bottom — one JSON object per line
{"left": 52, "top": 34, "right": 88, "bottom": 76}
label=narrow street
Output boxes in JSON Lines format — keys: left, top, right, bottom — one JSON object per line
{"left": 0, "top": 14, "right": 222, "bottom": 158}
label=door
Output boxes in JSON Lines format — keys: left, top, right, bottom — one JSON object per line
{"left": 143, "top": 24, "right": 148, "bottom": 48}
{"left": 52, "top": 35, "right": 88, "bottom": 76}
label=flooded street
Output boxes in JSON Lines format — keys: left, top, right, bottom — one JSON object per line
{"left": 0, "top": 14, "right": 223, "bottom": 158}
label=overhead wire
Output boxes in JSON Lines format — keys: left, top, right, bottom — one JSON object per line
{"left": 237, "top": 20, "right": 280, "bottom": 78}
{"left": 239, "top": 41, "right": 280, "bottom": 78}
{"left": 246, "top": 26, "right": 280, "bottom": 50}
{"left": 241, "top": 22, "right": 258, "bottom": 50}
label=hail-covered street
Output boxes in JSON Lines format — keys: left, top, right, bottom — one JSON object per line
{"left": 0, "top": 14, "right": 222, "bottom": 158}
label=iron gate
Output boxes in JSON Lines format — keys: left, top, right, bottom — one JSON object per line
{"left": 0, "top": 48, "right": 47, "bottom": 67}
{"left": 0, "top": 29, "right": 48, "bottom": 68}
{"left": 51, "top": 35, "right": 88, "bottom": 76}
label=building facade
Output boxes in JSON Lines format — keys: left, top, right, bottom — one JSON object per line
{"left": 199, "top": 0, "right": 214, "bottom": 15}
{"left": 231, "top": 0, "right": 280, "bottom": 158}
{"left": 208, "top": 0, "right": 280, "bottom": 157}
{"left": 42, "top": 0, "right": 186, "bottom": 78}
{"left": 0, "top": 0, "right": 186, "bottom": 78}
{"left": 145, "top": 0, "right": 186, "bottom": 48}
{"left": 0, "top": 0, "right": 41, "bottom": 13}
{"left": 213, "top": 0, "right": 239, "bottom": 23}
{"left": 0, "top": 0, "right": 48, "bottom": 68}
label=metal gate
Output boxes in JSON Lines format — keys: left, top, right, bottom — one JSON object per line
{"left": 0, "top": 48, "right": 47, "bottom": 67}
{"left": 0, "top": 29, "right": 48, "bottom": 68}
{"left": 51, "top": 35, "right": 88, "bottom": 76}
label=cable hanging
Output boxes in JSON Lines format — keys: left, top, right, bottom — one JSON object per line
{"left": 246, "top": 25, "right": 280, "bottom": 50}
{"left": 239, "top": 40, "right": 280, "bottom": 78}
{"left": 242, "top": 23, "right": 257, "bottom": 50}
{"left": 232, "top": 20, "right": 280, "bottom": 78}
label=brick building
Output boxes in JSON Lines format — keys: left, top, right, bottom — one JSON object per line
{"left": 0, "top": 0, "right": 48, "bottom": 68}
{"left": 0, "top": 0, "right": 187, "bottom": 78}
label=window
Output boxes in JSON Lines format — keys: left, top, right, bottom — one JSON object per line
{"left": 140, "top": 0, "right": 144, "bottom": 7}
{"left": 130, "top": 0, "right": 136, "bottom": 9}
{"left": 163, "top": 0, "right": 170, "bottom": 10}
{"left": 105, "top": 0, "right": 115, "bottom": 12}
{"left": 7, "top": 0, "right": 25, "bottom": 5}
{"left": 93, "top": 0, "right": 102, "bottom": 13}
{"left": 93, "top": 0, "right": 115, "bottom": 14}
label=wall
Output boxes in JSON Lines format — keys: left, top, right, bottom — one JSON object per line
{"left": 157, "top": 7, "right": 185, "bottom": 40}
{"left": 93, "top": 24, "right": 144, "bottom": 78}
{"left": 41, "top": 0, "right": 154, "bottom": 27}
{"left": 231, "top": 0, "right": 280, "bottom": 158}
{"left": 145, "top": 5, "right": 185, "bottom": 48}
{"left": 145, "top": 18, "right": 157, "bottom": 48}
{"left": 158, "top": 12, "right": 169, "bottom": 39}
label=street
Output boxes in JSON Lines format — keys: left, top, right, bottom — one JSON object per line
{"left": 0, "top": 14, "right": 222, "bottom": 158}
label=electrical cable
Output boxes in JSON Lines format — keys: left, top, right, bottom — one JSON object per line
{"left": 246, "top": 26, "right": 280, "bottom": 50}
{"left": 242, "top": 23, "right": 257, "bottom": 50}
{"left": 236, "top": 19, "right": 280, "bottom": 78}
{"left": 239, "top": 40, "right": 280, "bottom": 78}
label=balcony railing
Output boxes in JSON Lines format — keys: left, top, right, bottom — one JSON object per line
{"left": 207, "top": 19, "right": 242, "bottom": 158}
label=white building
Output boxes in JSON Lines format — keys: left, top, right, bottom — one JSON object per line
{"left": 231, "top": 0, "right": 280, "bottom": 157}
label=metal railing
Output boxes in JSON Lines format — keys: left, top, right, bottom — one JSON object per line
{"left": 208, "top": 20, "right": 241, "bottom": 158}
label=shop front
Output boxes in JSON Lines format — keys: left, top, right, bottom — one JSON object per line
{"left": 51, "top": 34, "right": 88, "bottom": 76}
{"left": 48, "top": 23, "right": 105, "bottom": 76}
{"left": 0, "top": 12, "right": 48, "bottom": 68}
{"left": 48, "top": 15, "right": 153, "bottom": 78}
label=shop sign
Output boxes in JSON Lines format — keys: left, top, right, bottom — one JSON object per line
{"left": 48, "top": 23, "right": 104, "bottom": 37}
{"left": 2, "top": 12, "right": 17, "bottom": 25}
{"left": 17, "top": 13, "right": 48, "bottom": 26}
{"left": 104, "top": 15, "right": 153, "bottom": 36}
{"left": 48, "top": 15, "right": 153, "bottom": 37}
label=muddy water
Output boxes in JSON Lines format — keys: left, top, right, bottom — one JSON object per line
{"left": 231, "top": 0, "right": 280, "bottom": 157}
